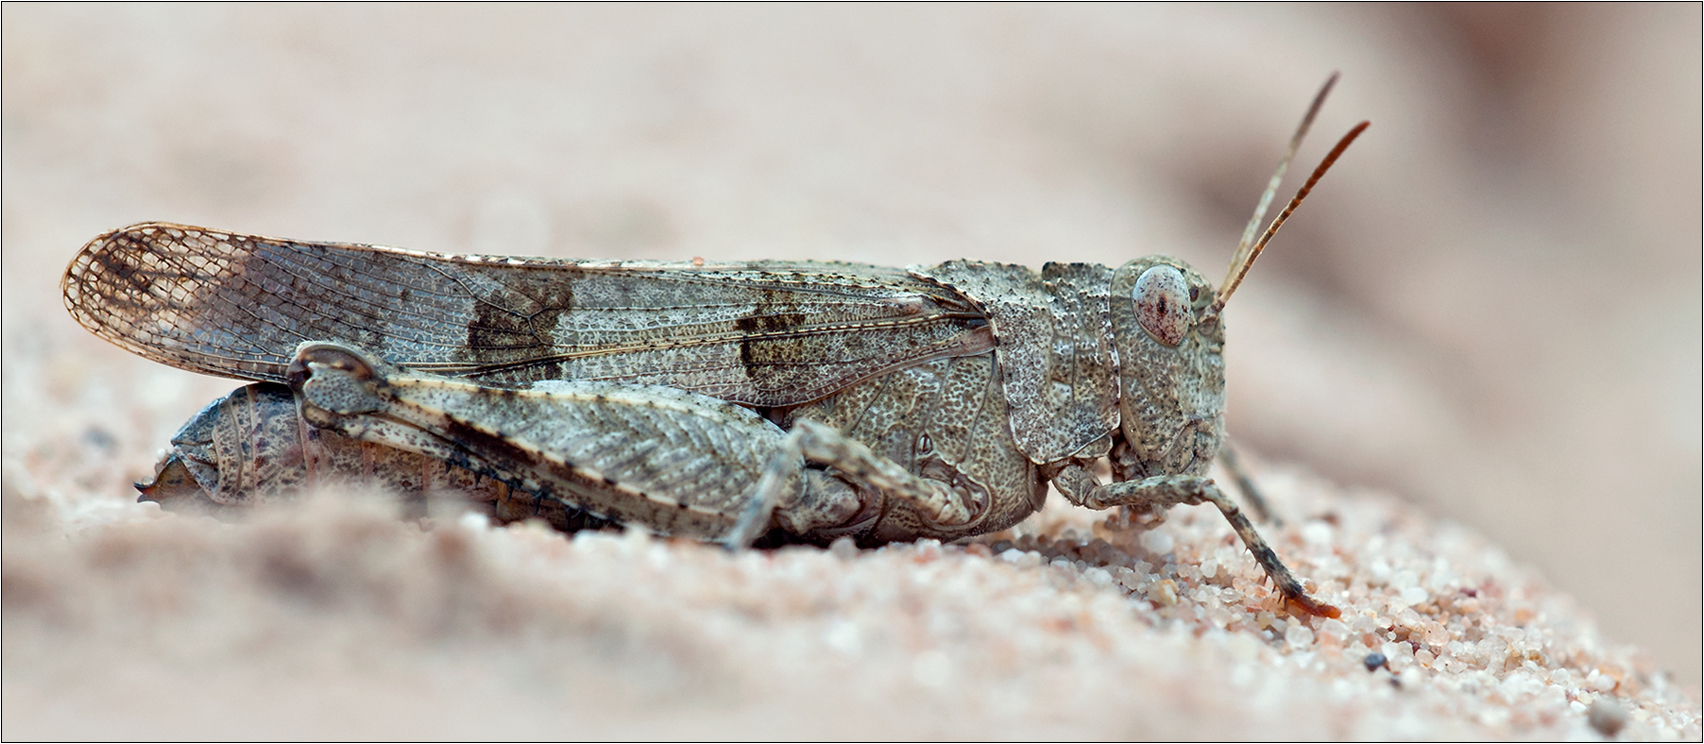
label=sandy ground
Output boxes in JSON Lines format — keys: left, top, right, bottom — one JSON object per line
{"left": 4, "top": 5, "right": 1699, "bottom": 739}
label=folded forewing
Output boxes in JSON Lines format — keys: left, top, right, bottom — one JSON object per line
{"left": 63, "top": 223, "right": 994, "bottom": 405}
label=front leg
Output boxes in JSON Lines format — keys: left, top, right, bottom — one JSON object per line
{"left": 1048, "top": 462, "right": 1338, "bottom": 618}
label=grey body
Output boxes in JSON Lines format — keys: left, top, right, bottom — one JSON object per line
{"left": 71, "top": 225, "right": 1203, "bottom": 530}
{"left": 72, "top": 224, "right": 1333, "bottom": 615}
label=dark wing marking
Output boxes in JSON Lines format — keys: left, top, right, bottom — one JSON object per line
{"left": 63, "top": 222, "right": 994, "bottom": 405}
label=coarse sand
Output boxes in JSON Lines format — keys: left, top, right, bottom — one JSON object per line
{"left": 4, "top": 445, "right": 1697, "bottom": 739}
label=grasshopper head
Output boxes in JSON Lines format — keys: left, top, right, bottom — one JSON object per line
{"left": 1111, "top": 257, "right": 1225, "bottom": 478}
{"left": 1108, "top": 75, "right": 1369, "bottom": 479}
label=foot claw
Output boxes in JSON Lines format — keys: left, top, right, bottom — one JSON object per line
{"left": 1285, "top": 590, "right": 1341, "bottom": 618}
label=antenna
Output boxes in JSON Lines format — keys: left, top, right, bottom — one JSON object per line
{"left": 1205, "top": 74, "right": 1369, "bottom": 321}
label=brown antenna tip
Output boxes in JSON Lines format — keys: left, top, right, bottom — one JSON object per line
{"left": 1207, "top": 112, "right": 1370, "bottom": 321}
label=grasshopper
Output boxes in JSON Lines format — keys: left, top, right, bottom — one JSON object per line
{"left": 63, "top": 76, "right": 1366, "bottom": 617}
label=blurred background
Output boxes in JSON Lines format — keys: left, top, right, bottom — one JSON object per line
{"left": 4, "top": 4, "right": 1697, "bottom": 688}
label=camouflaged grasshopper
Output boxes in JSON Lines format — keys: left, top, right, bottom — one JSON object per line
{"left": 63, "top": 76, "right": 1366, "bottom": 617}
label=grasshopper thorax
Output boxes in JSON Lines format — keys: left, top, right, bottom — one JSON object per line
{"left": 1110, "top": 256, "right": 1225, "bottom": 479}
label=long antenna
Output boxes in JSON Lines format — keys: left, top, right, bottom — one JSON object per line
{"left": 1205, "top": 74, "right": 1368, "bottom": 321}
{"left": 1226, "top": 74, "right": 1338, "bottom": 287}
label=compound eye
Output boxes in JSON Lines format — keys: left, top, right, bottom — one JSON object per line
{"left": 1134, "top": 265, "right": 1191, "bottom": 347}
